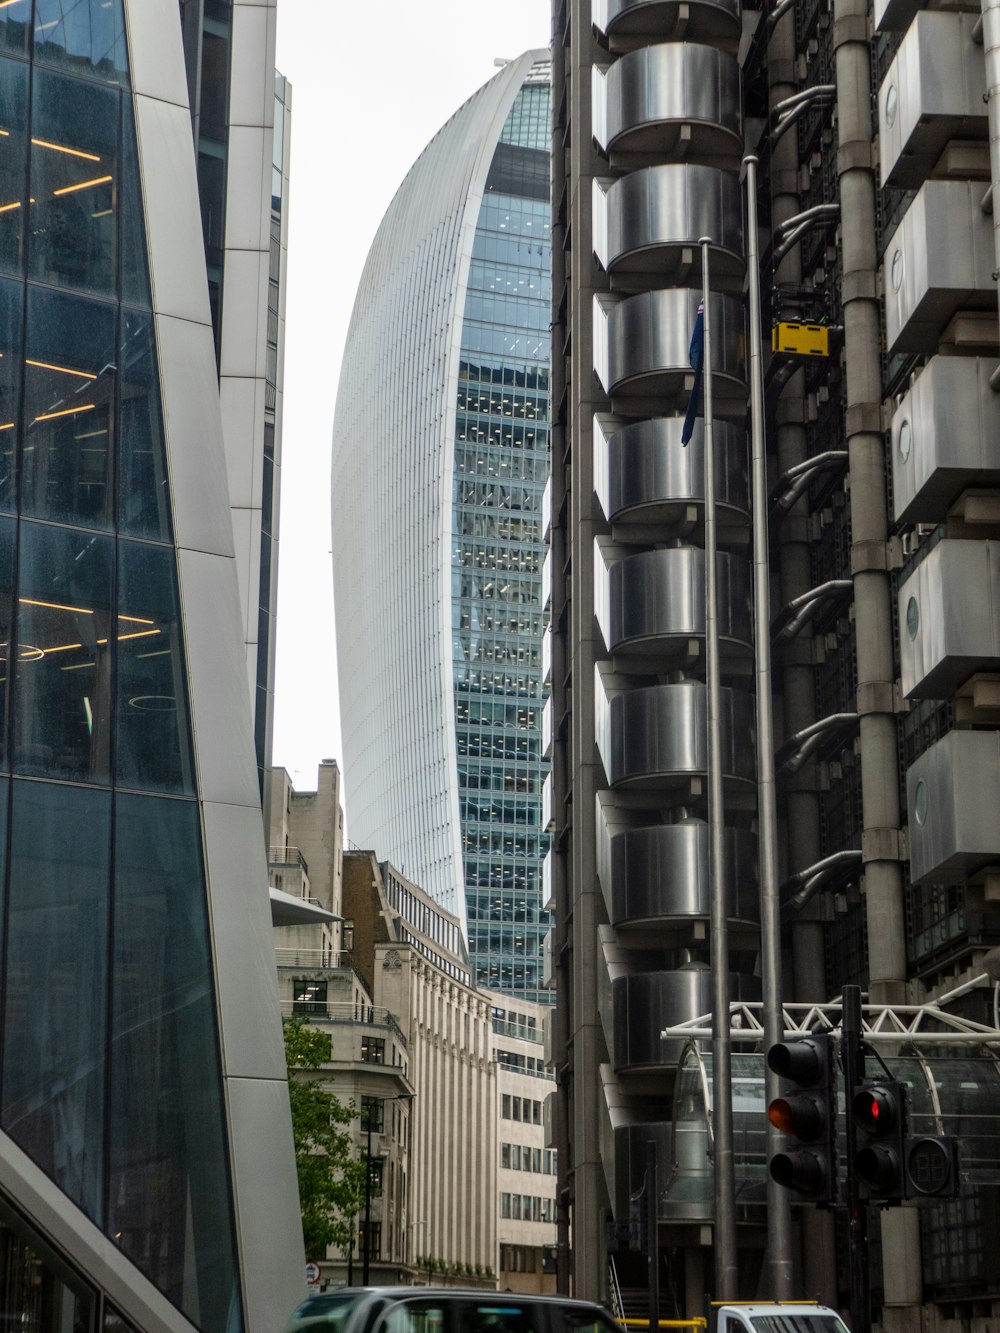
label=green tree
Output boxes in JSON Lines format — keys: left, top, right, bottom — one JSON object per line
{"left": 284, "top": 1016, "right": 367, "bottom": 1258}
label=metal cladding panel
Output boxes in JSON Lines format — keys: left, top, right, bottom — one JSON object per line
{"left": 884, "top": 181, "right": 995, "bottom": 354}
{"left": 595, "top": 812, "right": 758, "bottom": 927}
{"left": 611, "top": 970, "right": 761, "bottom": 1068}
{"left": 878, "top": 12, "right": 986, "bottom": 189}
{"left": 597, "top": 288, "right": 747, "bottom": 406}
{"left": 891, "top": 357, "right": 1000, "bottom": 523}
{"left": 898, "top": 539, "right": 1000, "bottom": 697}
{"left": 596, "top": 43, "right": 742, "bottom": 162}
{"left": 594, "top": 0, "right": 741, "bottom": 50}
{"left": 907, "top": 729, "right": 1000, "bottom": 882}
{"left": 595, "top": 675, "right": 756, "bottom": 789}
{"left": 596, "top": 164, "right": 744, "bottom": 281}
{"left": 594, "top": 414, "right": 749, "bottom": 529}
{"left": 595, "top": 543, "right": 752, "bottom": 659}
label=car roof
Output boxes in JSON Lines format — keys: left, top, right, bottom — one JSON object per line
{"left": 322, "top": 1289, "right": 610, "bottom": 1310}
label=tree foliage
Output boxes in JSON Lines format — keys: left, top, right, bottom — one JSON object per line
{"left": 284, "top": 1016, "right": 367, "bottom": 1259}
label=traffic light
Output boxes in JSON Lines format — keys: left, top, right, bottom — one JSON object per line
{"left": 904, "top": 1136, "right": 959, "bottom": 1199}
{"left": 852, "top": 1080, "right": 907, "bottom": 1202}
{"left": 766, "top": 1032, "right": 838, "bottom": 1203}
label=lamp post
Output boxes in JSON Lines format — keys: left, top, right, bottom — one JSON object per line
{"left": 362, "top": 1091, "right": 414, "bottom": 1286}
{"left": 362, "top": 1101, "right": 377, "bottom": 1285}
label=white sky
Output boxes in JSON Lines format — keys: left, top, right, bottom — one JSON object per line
{"left": 270, "top": 1, "right": 552, "bottom": 793}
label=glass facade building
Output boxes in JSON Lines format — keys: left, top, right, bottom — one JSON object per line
{"left": 0, "top": 4, "right": 302, "bottom": 1333}
{"left": 332, "top": 55, "right": 552, "bottom": 999}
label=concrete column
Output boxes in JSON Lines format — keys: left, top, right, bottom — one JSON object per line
{"left": 833, "top": 0, "right": 919, "bottom": 1317}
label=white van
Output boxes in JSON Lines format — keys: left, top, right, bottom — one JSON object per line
{"left": 710, "top": 1305, "right": 850, "bottom": 1333}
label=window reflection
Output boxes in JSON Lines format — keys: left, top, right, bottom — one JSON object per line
{"left": 0, "top": 59, "right": 28, "bottom": 276}
{"left": 29, "top": 68, "right": 119, "bottom": 297}
{"left": 110, "top": 794, "right": 243, "bottom": 1333}
{"left": 0, "top": 278, "right": 20, "bottom": 505}
{"left": 33, "top": 0, "right": 129, "bottom": 86}
{"left": 116, "top": 539, "right": 194, "bottom": 794}
{"left": 3, "top": 779, "right": 110, "bottom": 1224}
{"left": 22, "top": 285, "right": 116, "bottom": 528}
{"left": 13, "top": 521, "right": 113, "bottom": 783}
{"left": 0, "top": 0, "right": 30, "bottom": 56}
{"left": 0, "top": 1192, "right": 97, "bottom": 1333}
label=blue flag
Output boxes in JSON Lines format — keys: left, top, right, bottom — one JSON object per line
{"left": 680, "top": 299, "right": 704, "bottom": 446}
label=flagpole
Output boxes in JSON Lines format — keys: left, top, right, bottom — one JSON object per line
{"left": 744, "top": 155, "right": 794, "bottom": 1297}
{"left": 700, "top": 236, "right": 737, "bottom": 1299}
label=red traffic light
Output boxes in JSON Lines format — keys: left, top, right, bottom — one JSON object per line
{"left": 767, "top": 1093, "right": 824, "bottom": 1141}
{"left": 852, "top": 1084, "right": 903, "bottom": 1137}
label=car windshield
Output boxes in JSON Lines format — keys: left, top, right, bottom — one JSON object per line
{"left": 750, "top": 1318, "right": 850, "bottom": 1333}
{"left": 288, "top": 1293, "right": 367, "bottom": 1331}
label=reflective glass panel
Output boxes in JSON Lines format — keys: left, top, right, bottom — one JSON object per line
{"left": 110, "top": 794, "right": 243, "bottom": 1333}
{"left": 119, "top": 111, "right": 150, "bottom": 309}
{"left": 0, "top": 0, "right": 30, "bottom": 55}
{"left": 116, "top": 539, "right": 194, "bottom": 793}
{"left": 0, "top": 58, "right": 28, "bottom": 275}
{"left": 0, "top": 517, "right": 15, "bottom": 765}
{"left": 119, "top": 308, "right": 170, "bottom": 540}
{"left": 28, "top": 68, "right": 119, "bottom": 297}
{"left": 13, "top": 520, "right": 113, "bottom": 782}
{"left": 0, "top": 277, "right": 21, "bottom": 504}
{"left": 0, "top": 1192, "right": 97, "bottom": 1333}
{"left": 2, "top": 779, "right": 110, "bottom": 1223}
{"left": 22, "top": 285, "right": 116, "bottom": 528}
{"left": 32, "top": 0, "right": 128, "bottom": 86}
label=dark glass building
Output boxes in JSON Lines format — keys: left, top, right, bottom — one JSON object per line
{"left": 332, "top": 55, "right": 553, "bottom": 1000}
{"left": 0, "top": 3, "right": 302, "bottom": 1332}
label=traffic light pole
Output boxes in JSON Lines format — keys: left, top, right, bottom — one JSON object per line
{"left": 841, "top": 985, "right": 870, "bottom": 1333}
{"left": 646, "top": 1141, "right": 660, "bottom": 1333}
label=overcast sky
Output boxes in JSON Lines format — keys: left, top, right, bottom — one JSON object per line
{"left": 270, "top": 1, "right": 551, "bottom": 793}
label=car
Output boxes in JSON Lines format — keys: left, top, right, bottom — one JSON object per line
{"left": 285, "top": 1290, "right": 372, "bottom": 1333}
{"left": 283, "top": 1288, "right": 622, "bottom": 1333}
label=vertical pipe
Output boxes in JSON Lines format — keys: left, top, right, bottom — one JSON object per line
{"left": 982, "top": 0, "right": 1000, "bottom": 328}
{"left": 744, "top": 157, "right": 794, "bottom": 1299}
{"left": 700, "top": 237, "right": 737, "bottom": 1300}
{"left": 841, "top": 985, "right": 871, "bottom": 1333}
{"left": 646, "top": 1141, "right": 660, "bottom": 1333}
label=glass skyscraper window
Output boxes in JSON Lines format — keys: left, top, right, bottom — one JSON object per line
{"left": 0, "top": 3, "right": 302, "bottom": 1331}
{"left": 332, "top": 55, "right": 552, "bottom": 1000}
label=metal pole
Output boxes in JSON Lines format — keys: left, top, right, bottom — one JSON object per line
{"left": 646, "top": 1141, "right": 660, "bottom": 1333}
{"left": 981, "top": 0, "right": 1000, "bottom": 335}
{"left": 362, "top": 1103, "right": 375, "bottom": 1284}
{"left": 700, "top": 237, "right": 738, "bottom": 1299}
{"left": 842, "top": 986, "right": 870, "bottom": 1333}
{"left": 744, "top": 155, "right": 794, "bottom": 1299}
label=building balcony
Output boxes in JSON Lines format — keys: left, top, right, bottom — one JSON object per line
{"left": 279, "top": 999, "right": 408, "bottom": 1052}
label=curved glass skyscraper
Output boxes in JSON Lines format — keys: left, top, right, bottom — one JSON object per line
{"left": 332, "top": 53, "right": 551, "bottom": 999}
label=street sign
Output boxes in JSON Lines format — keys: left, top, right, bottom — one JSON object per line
{"left": 305, "top": 1262, "right": 321, "bottom": 1286}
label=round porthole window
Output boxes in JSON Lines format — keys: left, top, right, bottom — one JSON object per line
{"left": 906, "top": 596, "right": 919, "bottom": 640}
{"left": 891, "top": 248, "right": 904, "bottom": 292}
{"left": 914, "top": 778, "right": 928, "bottom": 826}
{"left": 885, "top": 83, "right": 898, "bottom": 127}
{"left": 898, "top": 417, "right": 912, "bottom": 463}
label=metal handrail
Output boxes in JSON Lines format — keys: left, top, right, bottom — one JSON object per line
{"left": 280, "top": 1000, "right": 408, "bottom": 1048}
{"left": 268, "top": 846, "right": 308, "bottom": 867}
{"left": 275, "top": 948, "right": 354, "bottom": 969}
